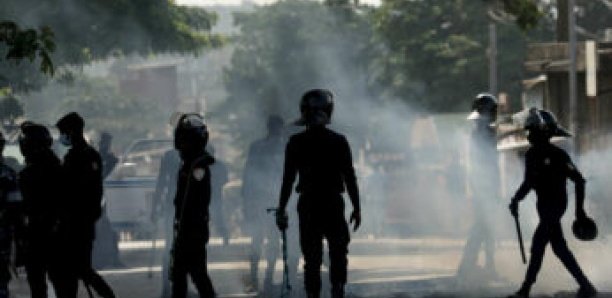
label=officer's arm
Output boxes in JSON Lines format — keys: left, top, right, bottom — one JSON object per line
{"left": 512, "top": 152, "right": 534, "bottom": 203}
{"left": 278, "top": 140, "right": 297, "bottom": 212}
{"left": 567, "top": 157, "right": 587, "bottom": 218}
{"left": 341, "top": 137, "right": 360, "bottom": 212}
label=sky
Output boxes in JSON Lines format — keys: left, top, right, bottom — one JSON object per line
{"left": 177, "top": 0, "right": 382, "bottom": 6}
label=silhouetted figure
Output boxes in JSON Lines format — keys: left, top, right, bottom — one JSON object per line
{"left": 508, "top": 109, "right": 596, "bottom": 298}
{"left": 276, "top": 89, "right": 361, "bottom": 298}
{"left": 243, "top": 115, "right": 299, "bottom": 294}
{"left": 170, "top": 113, "right": 216, "bottom": 298}
{"left": 93, "top": 132, "right": 123, "bottom": 269}
{"left": 0, "top": 131, "right": 21, "bottom": 298}
{"left": 18, "top": 123, "right": 71, "bottom": 298}
{"left": 457, "top": 93, "right": 500, "bottom": 281}
{"left": 152, "top": 148, "right": 180, "bottom": 298}
{"left": 207, "top": 145, "right": 229, "bottom": 246}
{"left": 56, "top": 112, "right": 115, "bottom": 298}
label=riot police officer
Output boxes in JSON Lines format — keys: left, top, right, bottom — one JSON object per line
{"left": 276, "top": 89, "right": 361, "bottom": 298}
{"left": 0, "top": 131, "right": 20, "bottom": 298}
{"left": 457, "top": 93, "right": 500, "bottom": 281}
{"left": 56, "top": 112, "right": 115, "bottom": 298}
{"left": 152, "top": 147, "right": 181, "bottom": 298}
{"left": 242, "top": 115, "right": 298, "bottom": 294}
{"left": 508, "top": 109, "right": 596, "bottom": 298}
{"left": 17, "top": 122, "right": 68, "bottom": 298}
{"left": 171, "top": 113, "right": 216, "bottom": 298}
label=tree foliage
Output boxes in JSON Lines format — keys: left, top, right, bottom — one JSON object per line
{"left": 224, "top": 0, "right": 380, "bottom": 141}
{"left": 0, "top": 21, "right": 55, "bottom": 75}
{"left": 1, "top": 0, "right": 222, "bottom": 92}
{"left": 373, "top": 0, "right": 535, "bottom": 111}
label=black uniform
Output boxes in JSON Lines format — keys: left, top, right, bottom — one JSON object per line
{"left": 512, "top": 143, "right": 591, "bottom": 290}
{"left": 19, "top": 149, "right": 68, "bottom": 298}
{"left": 0, "top": 160, "right": 19, "bottom": 298}
{"left": 171, "top": 152, "right": 216, "bottom": 298}
{"left": 457, "top": 123, "right": 499, "bottom": 278}
{"left": 278, "top": 126, "right": 360, "bottom": 296}
{"left": 62, "top": 142, "right": 115, "bottom": 298}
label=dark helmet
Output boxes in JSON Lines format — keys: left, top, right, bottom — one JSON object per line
{"left": 174, "top": 113, "right": 209, "bottom": 151}
{"left": 295, "top": 89, "right": 334, "bottom": 126}
{"left": 267, "top": 115, "right": 284, "bottom": 134}
{"left": 524, "top": 108, "right": 571, "bottom": 138}
{"left": 56, "top": 112, "right": 85, "bottom": 133}
{"left": 572, "top": 216, "right": 597, "bottom": 241}
{"left": 19, "top": 122, "right": 53, "bottom": 154}
{"left": 467, "top": 93, "right": 498, "bottom": 122}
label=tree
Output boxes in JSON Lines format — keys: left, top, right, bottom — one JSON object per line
{"left": 1, "top": 0, "right": 222, "bottom": 92}
{"left": 373, "top": 0, "right": 540, "bottom": 111}
{"left": 0, "top": 21, "right": 55, "bottom": 75}
{"left": 223, "top": 1, "right": 380, "bottom": 144}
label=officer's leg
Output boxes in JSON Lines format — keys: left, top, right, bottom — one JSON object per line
{"left": 0, "top": 258, "right": 10, "bottom": 298}
{"left": 519, "top": 223, "right": 550, "bottom": 294}
{"left": 299, "top": 212, "right": 323, "bottom": 297}
{"left": 457, "top": 220, "right": 484, "bottom": 276}
{"left": 78, "top": 238, "right": 116, "bottom": 298}
{"left": 264, "top": 222, "right": 279, "bottom": 292}
{"left": 189, "top": 246, "right": 216, "bottom": 298}
{"left": 249, "top": 221, "right": 264, "bottom": 289}
{"left": 548, "top": 223, "right": 592, "bottom": 288}
{"left": 482, "top": 221, "right": 496, "bottom": 274}
{"left": 171, "top": 251, "right": 188, "bottom": 298}
{"left": 325, "top": 215, "right": 350, "bottom": 298}
{"left": 162, "top": 215, "right": 174, "bottom": 298}
{"left": 25, "top": 249, "right": 48, "bottom": 298}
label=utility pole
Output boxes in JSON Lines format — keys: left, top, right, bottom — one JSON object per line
{"left": 568, "top": 0, "right": 578, "bottom": 152}
{"left": 489, "top": 22, "right": 498, "bottom": 95}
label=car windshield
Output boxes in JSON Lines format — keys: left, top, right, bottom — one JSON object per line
{"left": 112, "top": 140, "right": 173, "bottom": 178}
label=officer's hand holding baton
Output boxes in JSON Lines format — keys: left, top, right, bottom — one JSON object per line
{"left": 350, "top": 210, "right": 361, "bottom": 232}
{"left": 275, "top": 208, "right": 289, "bottom": 231}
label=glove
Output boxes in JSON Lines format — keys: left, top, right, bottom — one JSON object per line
{"left": 275, "top": 209, "right": 288, "bottom": 231}
{"left": 509, "top": 199, "right": 519, "bottom": 218}
{"left": 350, "top": 210, "right": 361, "bottom": 232}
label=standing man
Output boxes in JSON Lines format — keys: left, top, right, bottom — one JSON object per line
{"left": 457, "top": 93, "right": 500, "bottom": 281}
{"left": 152, "top": 147, "right": 181, "bottom": 298}
{"left": 93, "top": 132, "right": 123, "bottom": 269}
{"left": 17, "top": 122, "right": 67, "bottom": 298}
{"left": 0, "top": 131, "right": 20, "bottom": 298}
{"left": 508, "top": 109, "right": 596, "bottom": 298}
{"left": 242, "top": 115, "right": 298, "bottom": 294}
{"left": 56, "top": 112, "right": 115, "bottom": 298}
{"left": 171, "top": 113, "right": 216, "bottom": 298}
{"left": 275, "top": 89, "right": 361, "bottom": 298}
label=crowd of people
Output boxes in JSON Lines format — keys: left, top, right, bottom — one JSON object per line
{"left": 0, "top": 89, "right": 599, "bottom": 298}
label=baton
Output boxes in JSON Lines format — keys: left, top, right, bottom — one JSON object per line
{"left": 513, "top": 214, "right": 527, "bottom": 264}
{"left": 267, "top": 208, "right": 292, "bottom": 298}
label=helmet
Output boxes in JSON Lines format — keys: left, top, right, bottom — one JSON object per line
{"left": 524, "top": 108, "right": 571, "bottom": 138}
{"left": 56, "top": 112, "right": 85, "bottom": 133}
{"left": 572, "top": 216, "right": 597, "bottom": 241}
{"left": 295, "top": 89, "right": 334, "bottom": 126}
{"left": 174, "top": 113, "right": 209, "bottom": 151}
{"left": 267, "top": 115, "right": 284, "bottom": 135}
{"left": 19, "top": 122, "right": 53, "bottom": 156}
{"left": 467, "top": 93, "right": 497, "bottom": 122}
